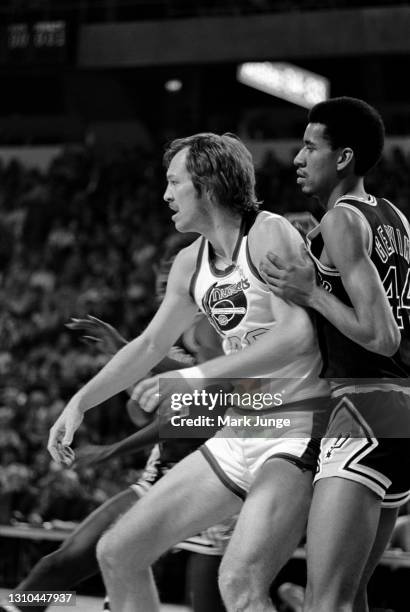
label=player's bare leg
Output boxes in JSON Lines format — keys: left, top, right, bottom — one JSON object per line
{"left": 11, "top": 488, "right": 138, "bottom": 611}
{"left": 304, "top": 478, "right": 382, "bottom": 612}
{"left": 96, "top": 450, "right": 242, "bottom": 612}
{"left": 219, "top": 458, "right": 312, "bottom": 612}
{"left": 353, "top": 506, "right": 399, "bottom": 612}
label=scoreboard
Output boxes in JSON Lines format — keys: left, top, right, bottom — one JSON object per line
{"left": 0, "top": 21, "right": 74, "bottom": 65}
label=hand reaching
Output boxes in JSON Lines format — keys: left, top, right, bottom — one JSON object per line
{"left": 47, "top": 397, "right": 84, "bottom": 466}
{"left": 260, "top": 244, "right": 318, "bottom": 306}
{"left": 66, "top": 315, "right": 127, "bottom": 355}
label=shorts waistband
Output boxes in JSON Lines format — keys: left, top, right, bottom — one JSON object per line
{"left": 232, "top": 394, "right": 330, "bottom": 416}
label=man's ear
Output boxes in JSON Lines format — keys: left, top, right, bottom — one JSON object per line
{"left": 205, "top": 187, "right": 216, "bottom": 204}
{"left": 337, "top": 147, "right": 354, "bottom": 172}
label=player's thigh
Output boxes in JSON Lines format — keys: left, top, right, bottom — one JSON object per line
{"left": 222, "top": 458, "right": 313, "bottom": 583}
{"left": 306, "top": 477, "right": 382, "bottom": 596}
{"left": 100, "top": 450, "right": 242, "bottom": 564}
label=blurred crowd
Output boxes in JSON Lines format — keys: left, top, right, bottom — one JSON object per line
{"left": 0, "top": 141, "right": 410, "bottom": 526}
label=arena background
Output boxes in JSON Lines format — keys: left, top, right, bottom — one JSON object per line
{"left": 0, "top": 1, "right": 409, "bottom": 610}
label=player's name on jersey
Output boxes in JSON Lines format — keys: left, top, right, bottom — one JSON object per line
{"left": 170, "top": 414, "right": 291, "bottom": 428}
{"left": 375, "top": 223, "right": 410, "bottom": 264}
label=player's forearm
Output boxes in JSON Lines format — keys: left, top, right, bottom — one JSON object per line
{"left": 105, "top": 419, "right": 159, "bottom": 460}
{"left": 197, "top": 313, "right": 313, "bottom": 379}
{"left": 309, "top": 285, "right": 399, "bottom": 356}
{"left": 75, "top": 336, "right": 167, "bottom": 413}
{"left": 152, "top": 354, "right": 193, "bottom": 374}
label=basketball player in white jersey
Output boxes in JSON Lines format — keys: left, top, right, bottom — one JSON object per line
{"left": 261, "top": 98, "right": 410, "bottom": 612}
{"left": 48, "top": 133, "right": 329, "bottom": 612}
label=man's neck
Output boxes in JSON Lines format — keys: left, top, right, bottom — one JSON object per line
{"left": 324, "top": 176, "right": 368, "bottom": 210}
{"left": 203, "top": 210, "right": 243, "bottom": 262}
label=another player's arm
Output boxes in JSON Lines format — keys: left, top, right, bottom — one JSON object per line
{"left": 72, "top": 347, "right": 200, "bottom": 467}
{"left": 48, "top": 245, "right": 199, "bottom": 458}
{"left": 187, "top": 216, "right": 316, "bottom": 379}
{"left": 75, "top": 419, "right": 160, "bottom": 467}
{"left": 310, "top": 208, "right": 400, "bottom": 355}
{"left": 73, "top": 254, "right": 196, "bottom": 405}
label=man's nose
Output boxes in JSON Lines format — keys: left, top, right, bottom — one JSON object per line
{"left": 294, "top": 150, "right": 304, "bottom": 167}
{"left": 163, "top": 185, "right": 172, "bottom": 202}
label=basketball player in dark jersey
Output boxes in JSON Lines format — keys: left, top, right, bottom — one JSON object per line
{"left": 260, "top": 97, "right": 410, "bottom": 611}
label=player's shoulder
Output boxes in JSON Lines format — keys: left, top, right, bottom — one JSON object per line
{"left": 249, "top": 211, "right": 303, "bottom": 262}
{"left": 169, "top": 236, "right": 204, "bottom": 286}
{"left": 321, "top": 205, "right": 368, "bottom": 238}
{"left": 320, "top": 206, "right": 370, "bottom": 255}
{"left": 250, "top": 210, "right": 299, "bottom": 241}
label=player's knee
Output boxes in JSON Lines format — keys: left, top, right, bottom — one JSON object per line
{"left": 97, "top": 528, "right": 145, "bottom": 580}
{"left": 218, "top": 567, "right": 241, "bottom": 609}
{"left": 218, "top": 561, "right": 253, "bottom": 610}
{"left": 96, "top": 530, "right": 120, "bottom": 577}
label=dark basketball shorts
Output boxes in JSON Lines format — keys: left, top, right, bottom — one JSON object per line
{"left": 314, "top": 388, "right": 410, "bottom": 507}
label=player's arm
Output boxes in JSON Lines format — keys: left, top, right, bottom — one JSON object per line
{"left": 72, "top": 251, "right": 197, "bottom": 405}
{"left": 311, "top": 208, "right": 400, "bottom": 355}
{"left": 72, "top": 345, "right": 203, "bottom": 468}
{"left": 48, "top": 245, "right": 199, "bottom": 461}
{"left": 74, "top": 419, "right": 159, "bottom": 467}
{"left": 67, "top": 316, "right": 197, "bottom": 373}
{"left": 261, "top": 208, "right": 400, "bottom": 356}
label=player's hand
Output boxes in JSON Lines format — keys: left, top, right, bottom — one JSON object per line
{"left": 126, "top": 395, "right": 156, "bottom": 428}
{"left": 74, "top": 444, "right": 113, "bottom": 468}
{"left": 47, "top": 398, "right": 84, "bottom": 465}
{"left": 260, "top": 244, "right": 317, "bottom": 306}
{"left": 65, "top": 315, "right": 127, "bottom": 355}
{"left": 131, "top": 371, "right": 193, "bottom": 415}
{"left": 130, "top": 374, "right": 161, "bottom": 414}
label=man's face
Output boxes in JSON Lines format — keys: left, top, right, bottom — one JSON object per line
{"left": 293, "top": 123, "right": 340, "bottom": 200}
{"left": 164, "top": 147, "right": 205, "bottom": 233}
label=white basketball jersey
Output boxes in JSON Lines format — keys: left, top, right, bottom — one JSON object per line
{"left": 190, "top": 212, "right": 329, "bottom": 404}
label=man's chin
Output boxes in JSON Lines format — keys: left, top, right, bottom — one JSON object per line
{"left": 173, "top": 220, "right": 191, "bottom": 233}
{"left": 298, "top": 183, "right": 314, "bottom": 197}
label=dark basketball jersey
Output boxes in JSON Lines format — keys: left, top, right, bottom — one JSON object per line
{"left": 307, "top": 195, "right": 410, "bottom": 381}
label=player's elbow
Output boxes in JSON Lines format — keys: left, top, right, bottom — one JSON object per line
{"left": 139, "top": 333, "right": 167, "bottom": 360}
{"left": 365, "top": 324, "right": 400, "bottom": 357}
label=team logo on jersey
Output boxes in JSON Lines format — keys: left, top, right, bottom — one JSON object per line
{"left": 202, "top": 279, "right": 249, "bottom": 332}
